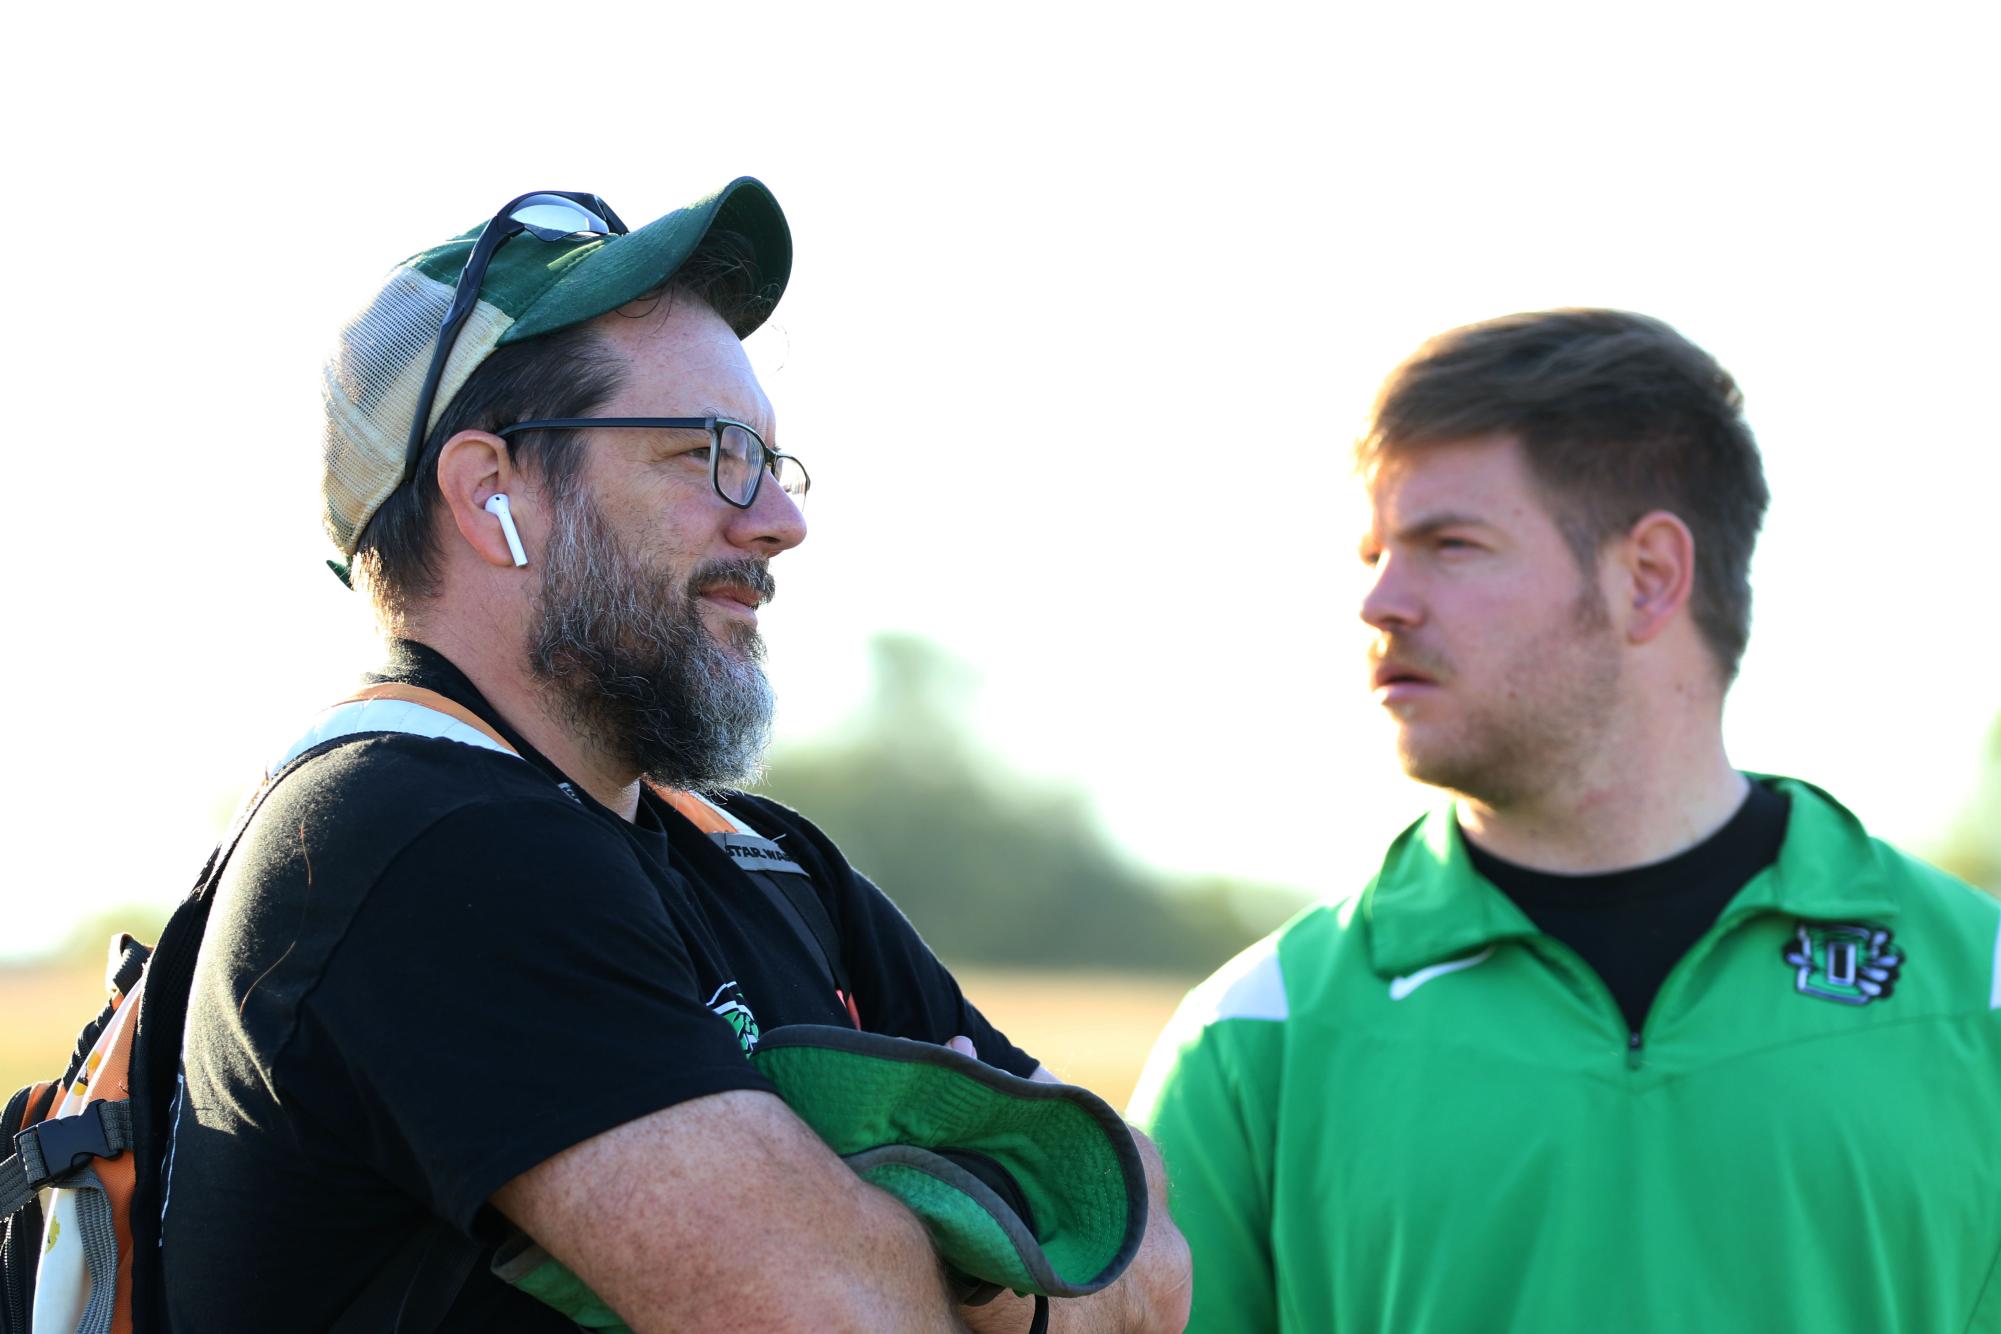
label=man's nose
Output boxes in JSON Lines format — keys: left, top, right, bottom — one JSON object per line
{"left": 728, "top": 474, "right": 808, "bottom": 555}
{"left": 1359, "top": 553, "right": 1421, "bottom": 632}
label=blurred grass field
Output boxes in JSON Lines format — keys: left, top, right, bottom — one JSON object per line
{"left": 2, "top": 961, "right": 109, "bottom": 1098}
{"left": 1, "top": 960, "right": 1193, "bottom": 1115}
{"left": 952, "top": 967, "right": 1192, "bottom": 1109}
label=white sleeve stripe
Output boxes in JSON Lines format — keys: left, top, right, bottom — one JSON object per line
{"left": 1186, "top": 948, "right": 1288, "bottom": 1026}
{"left": 1127, "top": 943, "right": 1285, "bottom": 1123}
{"left": 1990, "top": 914, "right": 2001, "bottom": 1011}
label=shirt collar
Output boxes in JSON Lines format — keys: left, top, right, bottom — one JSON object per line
{"left": 1363, "top": 808, "right": 1540, "bottom": 978}
{"left": 1716, "top": 775, "right": 1901, "bottom": 926}
{"left": 1363, "top": 775, "right": 1900, "bottom": 978}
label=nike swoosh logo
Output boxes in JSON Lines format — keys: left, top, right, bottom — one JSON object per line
{"left": 1388, "top": 947, "right": 1496, "bottom": 1001}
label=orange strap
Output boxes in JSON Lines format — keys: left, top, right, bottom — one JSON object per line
{"left": 654, "top": 785, "right": 737, "bottom": 834}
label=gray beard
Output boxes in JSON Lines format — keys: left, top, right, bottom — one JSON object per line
{"left": 528, "top": 488, "right": 775, "bottom": 791}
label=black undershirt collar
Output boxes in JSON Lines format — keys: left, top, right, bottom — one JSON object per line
{"left": 1464, "top": 780, "right": 1791, "bottom": 1036}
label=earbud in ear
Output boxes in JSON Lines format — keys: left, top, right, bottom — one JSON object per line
{"left": 484, "top": 493, "right": 529, "bottom": 568}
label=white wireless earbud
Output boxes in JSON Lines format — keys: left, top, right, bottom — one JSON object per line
{"left": 484, "top": 493, "right": 528, "bottom": 568}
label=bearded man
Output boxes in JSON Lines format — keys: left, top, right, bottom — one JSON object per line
{"left": 162, "top": 182, "right": 1188, "bottom": 1332}
{"left": 1131, "top": 309, "right": 2001, "bottom": 1333}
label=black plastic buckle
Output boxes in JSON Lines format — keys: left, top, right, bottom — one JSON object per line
{"left": 20, "top": 1102, "right": 116, "bottom": 1189}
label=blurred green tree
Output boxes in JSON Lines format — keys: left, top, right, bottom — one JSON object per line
{"left": 756, "top": 634, "right": 1304, "bottom": 971}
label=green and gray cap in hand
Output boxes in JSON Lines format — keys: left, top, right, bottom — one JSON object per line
{"left": 494, "top": 1025, "right": 1149, "bottom": 1328}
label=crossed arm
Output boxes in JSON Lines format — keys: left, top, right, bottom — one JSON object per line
{"left": 492, "top": 1069, "right": 1191, "bottom": 1332}
{"left": 493, "top": 1086, "right": 961, "bottom": 1331}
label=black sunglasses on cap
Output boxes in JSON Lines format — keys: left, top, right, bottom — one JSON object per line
{"left": 399, "top": 191, "right": 629, "bottom": 490}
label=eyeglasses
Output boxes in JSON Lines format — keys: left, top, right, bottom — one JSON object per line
{"left": 496, "top": 417, "right": 810, "bottom": 510}
{"left": 401, "top": 190, "right": 629, "bottom": 490}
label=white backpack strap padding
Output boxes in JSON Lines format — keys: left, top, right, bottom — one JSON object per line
{"left": 268, "top": 699, "right": 519, "bottom": 779}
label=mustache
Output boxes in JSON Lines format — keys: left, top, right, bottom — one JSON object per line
{"left": 688, "top": 558, "right": 777, "bottom": 606}
{"left": 1369, "top": 636, "right": 1450, "bottom": 680}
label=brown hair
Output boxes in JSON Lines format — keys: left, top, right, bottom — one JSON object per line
{"left": 352, "top": 229, "right": 776, "bottom": 623}
{"left": 1358, "top": 308, "right": 1768, "bottom": 681}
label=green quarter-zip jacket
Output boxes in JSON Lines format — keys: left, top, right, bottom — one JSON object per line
{"left": 1131, "top": 778, "right": 2001, "bottom": 1333}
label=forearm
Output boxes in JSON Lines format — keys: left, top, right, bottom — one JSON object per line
{"left": 802, "top": 1178, "right": 976, "bottom": 1334}
{"left": 622, "top": 1171, "right": 971, "bottom": 1333}
{"left": 494, "top": 1089, "right": 973, "bottom": 1333}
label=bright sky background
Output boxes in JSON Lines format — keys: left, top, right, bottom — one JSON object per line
{"left": 3, "top": 3, "right": 1995, "bottom": 960}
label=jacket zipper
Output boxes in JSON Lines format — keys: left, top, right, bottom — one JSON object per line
{"left": 1528, "top": 935, "right": 1636, "bottom": 1061}
{"left": 1535, "top": 908, "right": 1763, "bottom": 1072}
{"left": 1628, "top": 913, "right": 1752, "bottom": 1066}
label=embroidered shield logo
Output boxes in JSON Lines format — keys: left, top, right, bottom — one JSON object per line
{"left": 1782, "top": 922, "right": 1903, "bottom": 1005}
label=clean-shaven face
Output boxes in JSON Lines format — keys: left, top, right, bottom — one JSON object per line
{"left": 1358, "top": 434, "right": 1621, "bottom": 808}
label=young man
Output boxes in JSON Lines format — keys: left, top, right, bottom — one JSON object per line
{"left": 161, "top": 182, "right": 1188, "bottom": 1332}
{"left": 1131, "top": 309, "right": 2001, "bottom": 1332}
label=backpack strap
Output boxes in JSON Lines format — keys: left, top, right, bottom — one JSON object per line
{"left": 12, "top": 730, "right": 335, "bottom": 1332}
{"left": 0, "top": 1083, "right": 55, "bottom": 1330}
{"left": 0, "top": 688, "right": 509, "bottom": 1331}
{"left": 657, "top": 788, "right": 854, "bottom": 1016}
{"left": 270, "top": 684, "right": 518, "bottom": 775}
{"left": 0, "top": 1099, "right": 135, "bottom": 1220}
{"left": 3, "top": 731, "right": 315, "bottom": 1222}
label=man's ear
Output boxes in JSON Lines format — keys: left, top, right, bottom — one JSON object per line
{"left": 1619, "top": 509, "right": 1696, "bottom": 645}
{"left": 436, "top": 431, "right": 527, "bottom": 570}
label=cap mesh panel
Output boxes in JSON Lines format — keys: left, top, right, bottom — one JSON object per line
{"left": 320, "top": 268, "right": 513, "bottom": 555}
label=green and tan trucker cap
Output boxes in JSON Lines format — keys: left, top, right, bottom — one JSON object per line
{"left": 320, "top": 177, "right": 790, "bottom": 558}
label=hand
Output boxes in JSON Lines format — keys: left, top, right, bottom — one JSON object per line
{"left": 953, "top": 1108, "right": 1192, "bottom": 1333}
{"left": 943, "top": 1041, "right": 1191, "bottom": 1331}
{"left": 1096, "top": 1128, "right": 1193, "bottom": 1332}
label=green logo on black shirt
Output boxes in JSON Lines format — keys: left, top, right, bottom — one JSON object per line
{"left": 1783, "top": 923, "right": 1903, "bottom": 1005}
{"left": 708, "top": 980, "right": 761, "bottom": 1053}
